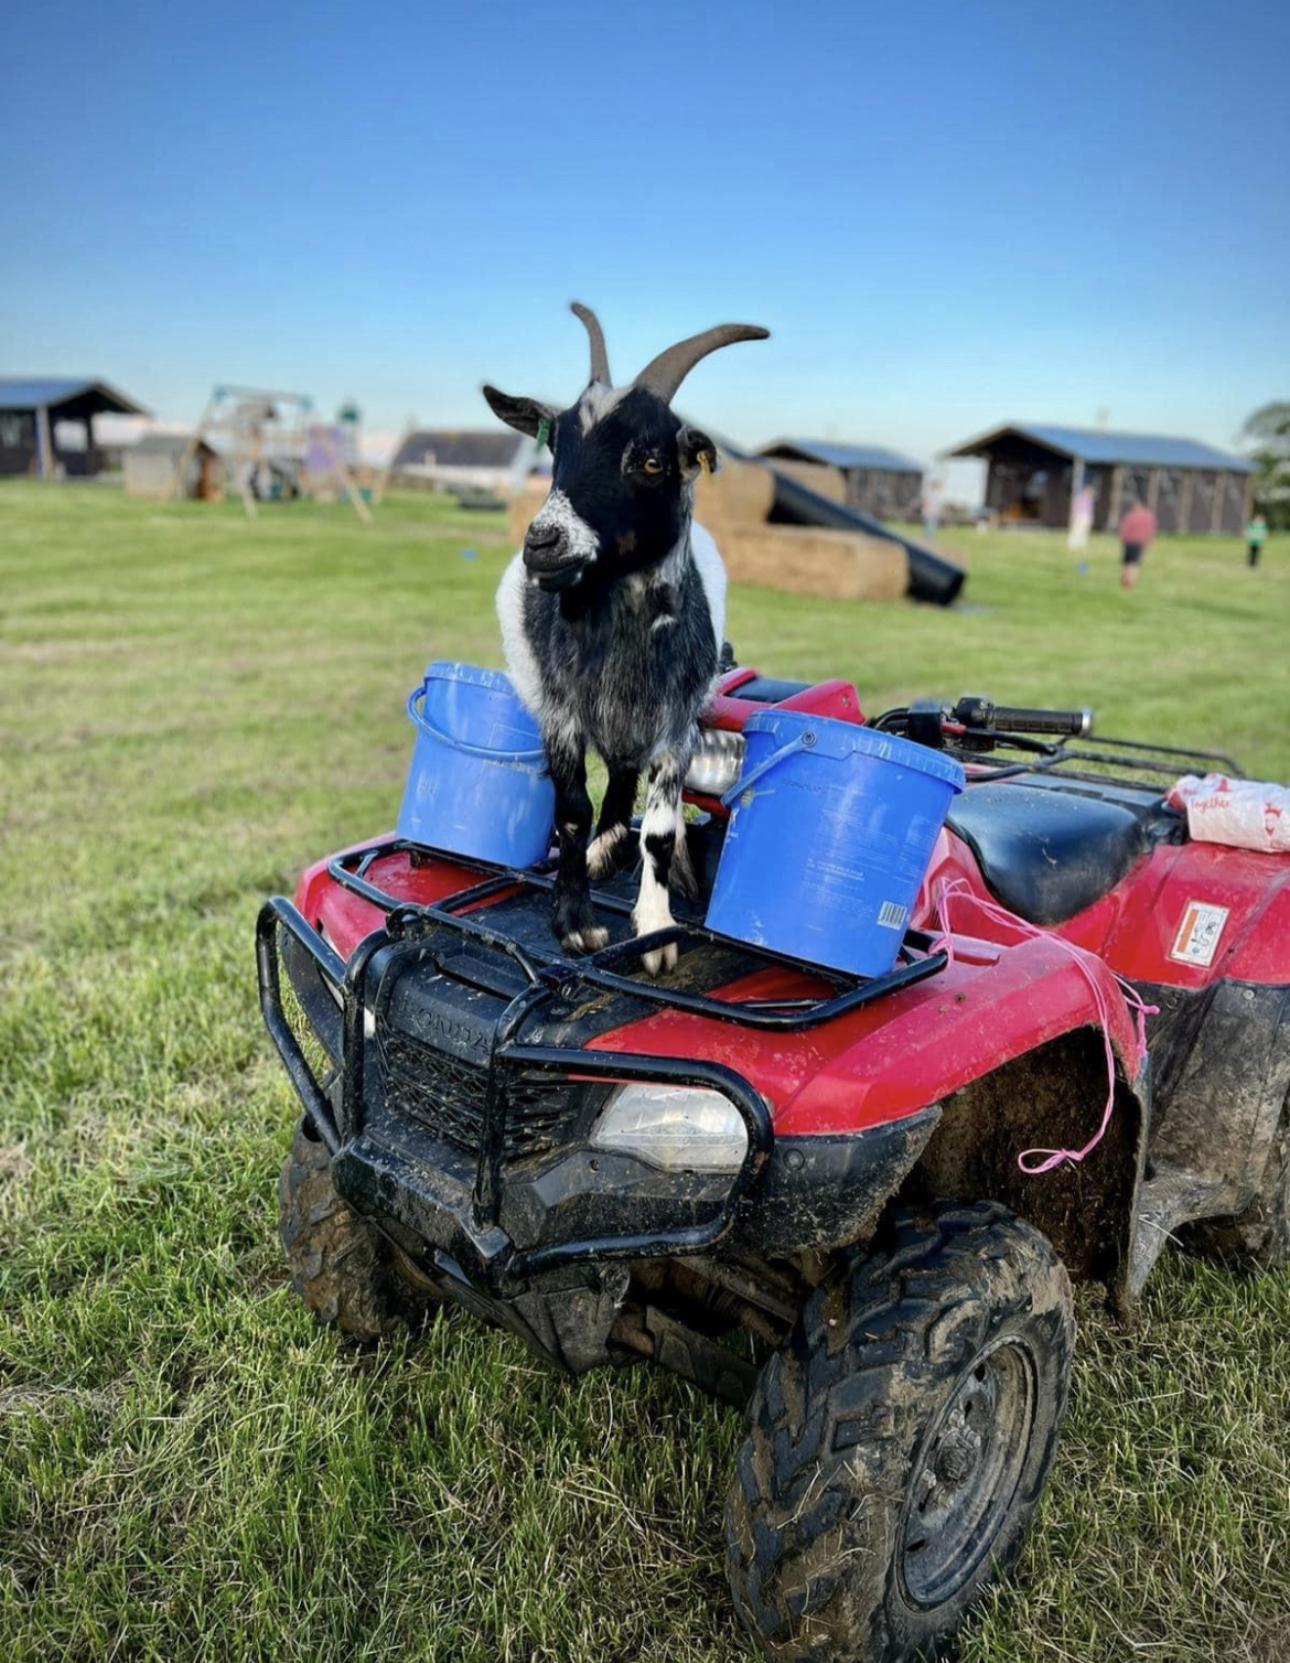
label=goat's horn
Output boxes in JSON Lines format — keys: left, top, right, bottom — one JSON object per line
{"left": 632, "top": 323, "right": 770, "bottom": 403}
{"left": 570, "top": 302, "right": 611, "bottom": 387}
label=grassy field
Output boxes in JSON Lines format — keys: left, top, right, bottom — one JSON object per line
{"left": 1, "top": 481, "right": 1288, "bottom": 1663}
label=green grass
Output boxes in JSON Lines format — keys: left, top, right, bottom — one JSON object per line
{"left": 1, "top": 481, "right": 1287, "bottom": 1663}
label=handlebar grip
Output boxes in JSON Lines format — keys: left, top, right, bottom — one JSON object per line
{"left": 990, "top": 704, "right": 1093, "bottom": 737}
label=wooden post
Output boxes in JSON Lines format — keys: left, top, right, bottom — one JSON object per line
{"left": 1179, "top": 470, "right": 1194, "bottom": 534}
{"left": 1242, "top": 474, "right": 1254, "bottom": 527}
{"left": 1146, "top": 466, "right": 1160, "bottom": 517}
{"left": 238, "top": 430, "right": 260, "bottom": 520}
{"left": 1107, "top": 464, "right": 1124, "bottom": 531}
{"left": 323, "top": 433, "right": 373, "bottom": 525}
{"left": 35, "top": 405, "right": 53, "bottom": 479}
{"left": 1210, "top": 473, "right": 1223, "bottom": 535}
{"left": 171, "top": 394, "right": 216, "bottom": 500}
{"left": 1068, "top": 455, "right": 1085, "bottom": 537}
{"left": 339, "top": 461, "right": 374, "bottom": 525}
{"left": 374, "top": 421, "right": 414, "bottom": 507}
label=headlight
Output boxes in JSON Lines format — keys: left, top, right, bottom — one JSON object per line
{"left": 685, "top": 728, "right": 746, "bottom": 798}
{"left": 590, "top": 1083, "right": 748, "bottom": 1173}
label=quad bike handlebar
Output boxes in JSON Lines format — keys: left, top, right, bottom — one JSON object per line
{"left": 874, "top": 696, "right": 1095, "bottom": 751}
{"left": 692, "top": 669, "right": 1101, "bottom": 801}
{"left": 950, "top": 696, "right": 1094, "bottom": 738}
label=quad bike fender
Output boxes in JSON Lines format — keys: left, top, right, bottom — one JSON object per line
{"left": 926, "top": 827, "right": 1290, "bottom": 988}
{"left": 593, "top": 930, "right": 1147, "bottom": 1136}
{"left": 602, "top": 934, "right": 1150, "bottom": 1300}
{"left": 1112, "top": 843, "right": 1290, "bottom": 985}
{"left": 294, "top": 838, "right": 482, "bottom": 961}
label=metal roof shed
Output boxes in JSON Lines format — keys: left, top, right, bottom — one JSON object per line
{"left": 759, "top": 437, "right": 924, "bottom": 522}
{"left": 0, "top": 378, "right": 148, "bottom": 478}
{"left": 944, "top": 421, "right": 1255, "bottom": 535}
{"left": 391, "top": 428, "right": 536, "bottom": 494}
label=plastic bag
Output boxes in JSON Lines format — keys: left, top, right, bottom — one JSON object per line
{"left": 1166, "top": 773, "right": 1290, "bottom": 854}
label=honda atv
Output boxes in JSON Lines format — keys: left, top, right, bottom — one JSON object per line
{"left": 257, "top": 668, "right": 1289, "bottom": 1663}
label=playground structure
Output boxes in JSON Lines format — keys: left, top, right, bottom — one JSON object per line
{"left": 171, "top": 386, "right": 372, "bottom": 523}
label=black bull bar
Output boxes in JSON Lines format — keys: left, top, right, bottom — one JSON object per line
{"left": 256, "top": 842, "right": 946, "bottom": 1282}
{"left": 255, "top": 896, "right": 775, "bottom": 1280}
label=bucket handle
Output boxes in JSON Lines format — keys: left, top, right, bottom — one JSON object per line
{"left": 720, "top": 731, "right": 812, "bottom": 807}
{"left": 407, "top": 685, "right": 547, "bottom": 764}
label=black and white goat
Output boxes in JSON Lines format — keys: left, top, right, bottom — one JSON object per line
{"left": 485, "top": 304, "right": 769, "bottom": 973}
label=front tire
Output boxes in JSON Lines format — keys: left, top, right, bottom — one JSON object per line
{"left": 278, "top": 1125, "right": 430, "bottom": 1340}
{"left": 725, "top": 1201, "right": 1074, "bottom": 1663}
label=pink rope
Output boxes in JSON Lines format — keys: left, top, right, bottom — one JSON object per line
{"left": 929, "top": 877, "right": 1156, "bottom": 1175}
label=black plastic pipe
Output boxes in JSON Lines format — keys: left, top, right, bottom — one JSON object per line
{"left": 711, "top": 437, "right": 967, "bottom": 606}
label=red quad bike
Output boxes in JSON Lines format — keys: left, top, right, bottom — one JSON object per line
{"left": 258, "top": 667, "right": 1290, "bottom": 1663}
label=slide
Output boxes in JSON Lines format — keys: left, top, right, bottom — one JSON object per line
{"left": 714, "top": 438, "right": 967, "bottom": 606}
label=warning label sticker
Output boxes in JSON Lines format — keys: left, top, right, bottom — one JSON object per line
{"left": 1169, "top": 901, "right": 1229, "bottom": 967}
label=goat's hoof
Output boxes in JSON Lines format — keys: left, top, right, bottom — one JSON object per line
{"left": 561, "top": 926, "right": 609, "bottom": 954}
{"left": 641, "top": 941, "right": 679, "bottom": 977}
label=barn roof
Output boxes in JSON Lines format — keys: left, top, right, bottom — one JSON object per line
{"left": 393, "top": 429, "right": 528, "bottom": 470}
{"left": 130, "top": 431, "right": 217, "bottom": 458}
{"left": 944, "top": 421, "right": 1255, "bottom": 473}
{"left": 0, "top": 377, "right": 148, "bottom": 416}
{"left": 760, "top": 438, "right": 924, "bottom": 474}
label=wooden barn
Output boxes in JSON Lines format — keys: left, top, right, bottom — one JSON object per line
{"left": 758, "top": 438, "right": 924, "bottom": 521}
{"left": 0, "top": 378, "right": 147, "bottom": 478}
{"left": 945, "top": 422, "right": 1256, "bottom": 535}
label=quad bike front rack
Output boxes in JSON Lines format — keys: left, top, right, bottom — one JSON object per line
{"left": 324, "top": 836, "right": 949, "bottom": 1033}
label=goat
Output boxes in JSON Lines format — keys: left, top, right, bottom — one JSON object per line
{"left": 485, "top": 304, "right": 769, "bottom": 973}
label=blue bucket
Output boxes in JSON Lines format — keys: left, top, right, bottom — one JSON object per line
{"left": 397, "top": 661, "right": 555, "bottom": 868}
{"left": 706, "top": 711, "right": 965, "bottom": 977}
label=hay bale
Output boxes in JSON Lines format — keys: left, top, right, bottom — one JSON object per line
{"left": 694, "top": 459, "right": 775, "bottom": 537}
{"left": 762, "top": 458, "right": 847, "bottom": 505}
{"left": 507, "top": 477, "right": 550, "bottom": 547}
{"left": 720, "top": 525, "right": 907, "bottom": 602}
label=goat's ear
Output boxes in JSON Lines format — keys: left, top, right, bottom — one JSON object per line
{"left": 482, "top": 385, "right": 557, "bottom": 440}
{"left": 678, "top": 426, "right": 717, "bottom": 479}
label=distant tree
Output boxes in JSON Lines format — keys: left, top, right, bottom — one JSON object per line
{"left": 1241, "top": 402, "right": 1290, "bottom": 528}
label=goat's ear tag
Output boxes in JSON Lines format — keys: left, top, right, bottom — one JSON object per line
{"left": 535, "top": 418, "right": 551, "bottom": 452}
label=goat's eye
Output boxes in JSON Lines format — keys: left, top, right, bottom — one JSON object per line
{"left": 641, "top": 456, "right": 664, "bottom": 476}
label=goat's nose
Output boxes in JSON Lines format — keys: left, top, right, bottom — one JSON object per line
{"left": 525, "top": 521, "right": 561, "bottom": 553}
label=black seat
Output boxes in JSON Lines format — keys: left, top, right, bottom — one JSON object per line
{"left": 945, "top": 780, "right": 1176, "bottom": 926}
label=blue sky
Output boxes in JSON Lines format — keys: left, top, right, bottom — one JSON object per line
{"left": 3, "top": 0, "right": 1287, "bottom": 483}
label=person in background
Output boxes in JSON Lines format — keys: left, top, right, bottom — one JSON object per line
{"left": 921, "top": 476, "right": 942, "bottom": 538}
{"left": 1118, "top": 497, "right": 1158, "bottom": 590}
{"left": 1067, "top": 482, "right": 1095, "bottom": 552}
{"left": 1246, "top": 511, "right": 1268, "bottom": 568}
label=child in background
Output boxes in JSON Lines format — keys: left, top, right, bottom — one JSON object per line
{"left": 1118, "top": 499, "right": 1158, "bottom": 590}
{"left": 1246, "top": 512, "right": 1268, "bottom": 568}
{"left": 1067, "top": 483, "right": 1095, "bottom": 552}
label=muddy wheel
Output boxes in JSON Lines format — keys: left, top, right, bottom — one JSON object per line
{"left": 278, "top": 1124, "right": 430, "bottom": 1340}
{"left": 725, "top": 1201, "right": 1074, "bottom": 1663}
{"left": 1190, "top": 1106, "right": 1290, "bottom": 1273}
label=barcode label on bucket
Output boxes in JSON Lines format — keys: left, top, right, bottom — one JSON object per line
{"left": 877, "top": 901, "right": 908, "bottom": 930}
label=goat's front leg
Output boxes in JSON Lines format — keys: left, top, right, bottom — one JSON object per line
{"left": 587, "top": 759, "right": 638, "bottom": 881}
{"left": 633, "top": 752, "right": 688, "bottom": 976}
{"left": 548, "top": 737, "right": 608, "bottom": 954}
